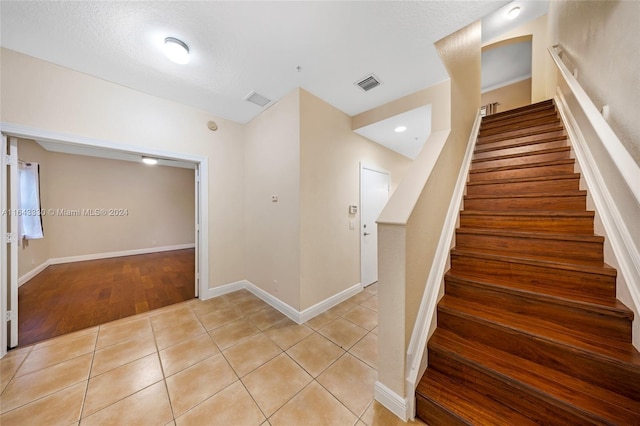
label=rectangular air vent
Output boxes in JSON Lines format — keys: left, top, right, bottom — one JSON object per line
{"left": 355, "top": 74, "right": 382, "bottom": 92}
{"left": 244, "top": 91, "right": 272, "bottom": 107}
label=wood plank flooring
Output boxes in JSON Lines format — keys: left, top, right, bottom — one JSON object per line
{"left": 18, "top": 249, "right": 195, "bottom": 347}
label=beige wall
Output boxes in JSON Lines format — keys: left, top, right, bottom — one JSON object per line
{"left": 483, "top": 14, "right": 549, "bottom": 104}
{"left": 548, "top": 0, "right": 640, "bottom": 165}
{"left": 17, "top": 139, "right": 194, "bottom": 277}
{"left": 299, "top": 88, "right": 411, "bottom": 310}
{"left": 481, "top": 78, "right": 532, "bottom": 113}
{"left": 244, "top": 89, "right": 301, "bottom": 309}
{"left": 1, "top": 48, "right": 245, "bottom": 287}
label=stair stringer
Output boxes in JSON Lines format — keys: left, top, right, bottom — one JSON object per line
{"left": 403, "top": 110, "right": 482, "bottom": 420}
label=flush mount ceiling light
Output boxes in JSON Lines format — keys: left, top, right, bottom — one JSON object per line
{"left": 395, "top": 126, "right": 407, "bottom": 133}
{"left": 507, "top": 6, "right": 521, "bottom": 19}
{"left": 142, "top": 157, "right": 158, "bottom": 165}
{"left": 164, "top": 37, "right": 190, "bottom": 64}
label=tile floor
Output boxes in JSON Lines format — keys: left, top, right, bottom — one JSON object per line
{"left": 0, "top": 284, "right": 426, "bottom": 425}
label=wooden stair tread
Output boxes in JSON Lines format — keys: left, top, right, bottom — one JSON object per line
{"left": 480, "top": 109, "right": 559, "bottom": 130}
{"left": 472, "top": 146, "right": 570, "bottom": 164}
{"left": 464, "top": 190, "right": 587, "bottom": 200}
{"left": 439, "top": 296, "right": 640, "bottom": 362}
{"left": 444, "top": 273, "right": 633, "bottom": 320}
{"left": 450, "top": 248, "right": 615, "bottom": 275}
{"left": 479, "top": 116, "right": 562, "bottom": 137}
{"left": 466, "top": 173, "right": 579, "bottom": 186}
{"left": 429, "top": 329, "right": 640, "bottom": 424}
{"left": 477, "top": 125, "right": 565, "bottom": 145}
{"left": 468, "top": 158, "right": 575, "bottom": 174}
{"left": 416, "top": 369, "right": 539, "bottom": 426}
{"left": 457, "top": 227, "right": 604, "bottom": 243}
{"left": 474, "top": 135, "right": 568, "bottom": 154}
{"left": 482, "top": 100, "right": 554, "bottom": 122}
{"left": 460, "top": 210, "right": 594, "bottom": 218}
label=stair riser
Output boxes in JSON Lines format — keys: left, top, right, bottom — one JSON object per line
{"left": 476, "top": 131, "right": 567, "bottom": 151}
{"left": 464, "top": 195, "right": 586, "bottom": 211}
{"left": 482, "top": 101, "right": 555, "bottom": 123}
{"left": 415, "top": 395, "right": 468, "bottom": 426}
{"left": 450, "top": 254, "right": 615, "bottom": 299}
{"left": 455, "top": 232, "right": 603, "bottom": 263}
{"left": 479, "top": 115, "right": 560, "bottom": 138}
{"left": 478, "top": 123, "right": 563, "bottom": 145}
{"left": 459, "top": 214, "right": 594, "bottom": 234}
{"left": 469, "top": 162, "right": 575, "bottom": 182}
{"left": 437, "top": 310, "right": 640, "bottom": 401}
{"left": 474, "top": 140, "right": 568, "bottom": 160}
{"left": 444, "top": 280, "right": 631, "bottom": 343}
{"left": 480, "top": 109, "right": 559, "bottom": 132}
{"left": 428, "top": 349, "right": 591, "bottom": 425}
{"left": 471, "top": 151, "right": 571, "bottom": 170}
{"left": 466, "top": 178, "right": 580, "bottom": 196}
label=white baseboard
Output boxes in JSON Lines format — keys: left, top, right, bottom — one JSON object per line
{"left": 375, "top": 381, "right": 409, "bottom": 422}
{"left": 299, "top": 282, "right": 362, "bottom": 323}
{"left": 18, "top": 243, "right": 196, "bottom": 287}
{"left": 204, "top": 280, "right": 362, "bottom": 325}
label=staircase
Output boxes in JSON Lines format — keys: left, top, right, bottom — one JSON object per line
{"left": 415, "top": 99, "right": 640, "bottom": 425}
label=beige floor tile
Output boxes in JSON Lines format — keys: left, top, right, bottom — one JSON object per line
{"left": 197, "top": 304, "right": 243, "bottom": 330}
{"left": 1, "top": 379, "right": 9, "bottom": 394}
{"left": 363, "top": 283, "right": 378, "bottom": 294}
{"left": 1, "top": 353, "right": 92, "bottom": 414}
{"left": 223, "top": 333, "right": 282, "bottom": 377}
{"left": 248, "top": 306, "right": 287, "bottom": 330}
{"left": 348, "top": 291, "right": 375, "bottom": 305}
{"left": 304, "top": 310, "right": 338, "bottom": 331}
{"left": 189, "top": 296, "right": 230, "bottom": 316}
{"left": 96, "top": 317, "right": 153, "bottom": 349}
{"left": 0, "top": 350, "right": 29, "bottom": 384}
{"left": 209, "top": 318, "right": 260, "bottom": 350}
{"left": 82, "top": 353, "right": 163, "bottom": 417}
{"left": 175, "top": 380, "right": 265, "bottom": 426}
{"left": 286, "top": 333, "right": 344, "bottom": 377}
{"left": 242, "top": 353, "right": 312, "bottom": 417}
{"left": 327, "top": 300, "right": 357, "bottom": 317}
{"left": 350, "top": 332, "right": 378, "bottom": 369}
{"left": 361, "top": 295, "right": 378, "bottom": 312}
{"left": 356, "top": 421, "right": 367, "bottom": 426}
{"left": 81, "top": 381, "right": 173, "bottom": 426}
{"left": 33, "top": 326, "right": 98, "bottom": 349}
{"left": 264, "top": 319, "right": 313, "bottom": 350}
{"left": 371, "top": 326, "right": 378, "bottom": 335}
{"left": 317, "top": 353, "right": 376, "bottom": 417}
{"left": 166, "top": 354, "right": 238, "bottom": 417}
{"left": 91, "top": 334, "right": 157, "bottom": 377}
{"left": 154, "top": 317, "right": 206, "bottom": 350}
{"left": 222, "top": 289, "right": 258, "bottom": 305}
{"left": 343, "top": 305, "right": 377, "bottom": 331}
{"left": 150, "top": 307, "right": 198, "bottom": 330}
{"left": 159, "top": 333, "right": 219, "bottom": 377}
{"left": 235, "top": 297, "right": 270, "bottom": 315}
{"left": 360, "top": 401, "right": 427, "bottom": 425}
{"left": 318, "top": 318, "right": 368, "bottom": 350}
{"left": 17, "top": 333, "right": 97, "bottom": 376}
{"left": 269, "top": 381, "right": 357, "bottom": 426}
{"left": 0, "top": 381, "right": 86, "bottom": 426}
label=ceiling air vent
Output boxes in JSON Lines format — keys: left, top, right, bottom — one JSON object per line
{"left": 355, "top": 74, "right": 382, "bottom": 92}
{"left": 244, "top": 91, "right": 272, "bottom": 107}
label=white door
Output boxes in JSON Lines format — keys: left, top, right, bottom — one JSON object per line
{"left": 360, "top": 165, "right": 390, "bottom": 287}
{"left": 194, "top": 166, "right": 200, "bottom": 298}
{"left": 1, "top": 136, "right": 19, "bottom": 351}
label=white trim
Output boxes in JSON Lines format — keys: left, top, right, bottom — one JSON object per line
{"left": 18, "top": 261, "right": 50, "bottom": 287}
{"left": 481, "top": 73, "right": 532, "bottom": 94}
{"left": 48, "top": 243, "right": 196, "bottom": 266}
{"left": 204, "top": 280, "right": 362, "bottom": 325}
{"left": 548, "top": 48, "right": 640, "bottom": 203}
{"left": 375, "top": 381, "right": 409, "bottom": 422}
{"left": 555, "top": 91, "right": 640, "bottom": 348}
{"left": 299, "top": 282, "right": 362, "bottom": 323}
{"left": 404, "top": 110, "right": 482, "bottom": 408}
{"left": 1, "top": 135, "right": 8, "bottom": 358}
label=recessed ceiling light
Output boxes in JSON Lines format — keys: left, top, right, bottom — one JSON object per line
{"left": 507, "top": 6, "right": 521, "bottom": 19}
{"left": 164, "top": 37, "right": 190, "bottom": 64}
{"left": 142, "top": 157, "right": 158, "bottom": 165}
{"left": 395, "top": 126, "right": 407, "bottom": 133}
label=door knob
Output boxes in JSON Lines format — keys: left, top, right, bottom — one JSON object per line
{"left": 363, "top": 232, "right": 370, "bottom": 236}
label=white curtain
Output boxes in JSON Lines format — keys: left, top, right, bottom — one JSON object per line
{"left": 19, "top": 162, "right": 44, "bottom": 240}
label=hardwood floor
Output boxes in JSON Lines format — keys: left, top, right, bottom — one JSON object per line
{"left": 18, "top": 249, "right": 195, "bottom": 347}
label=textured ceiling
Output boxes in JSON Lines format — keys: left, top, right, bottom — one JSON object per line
{"left": 0, "top": 0, "right": 509, "bottom": 124}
